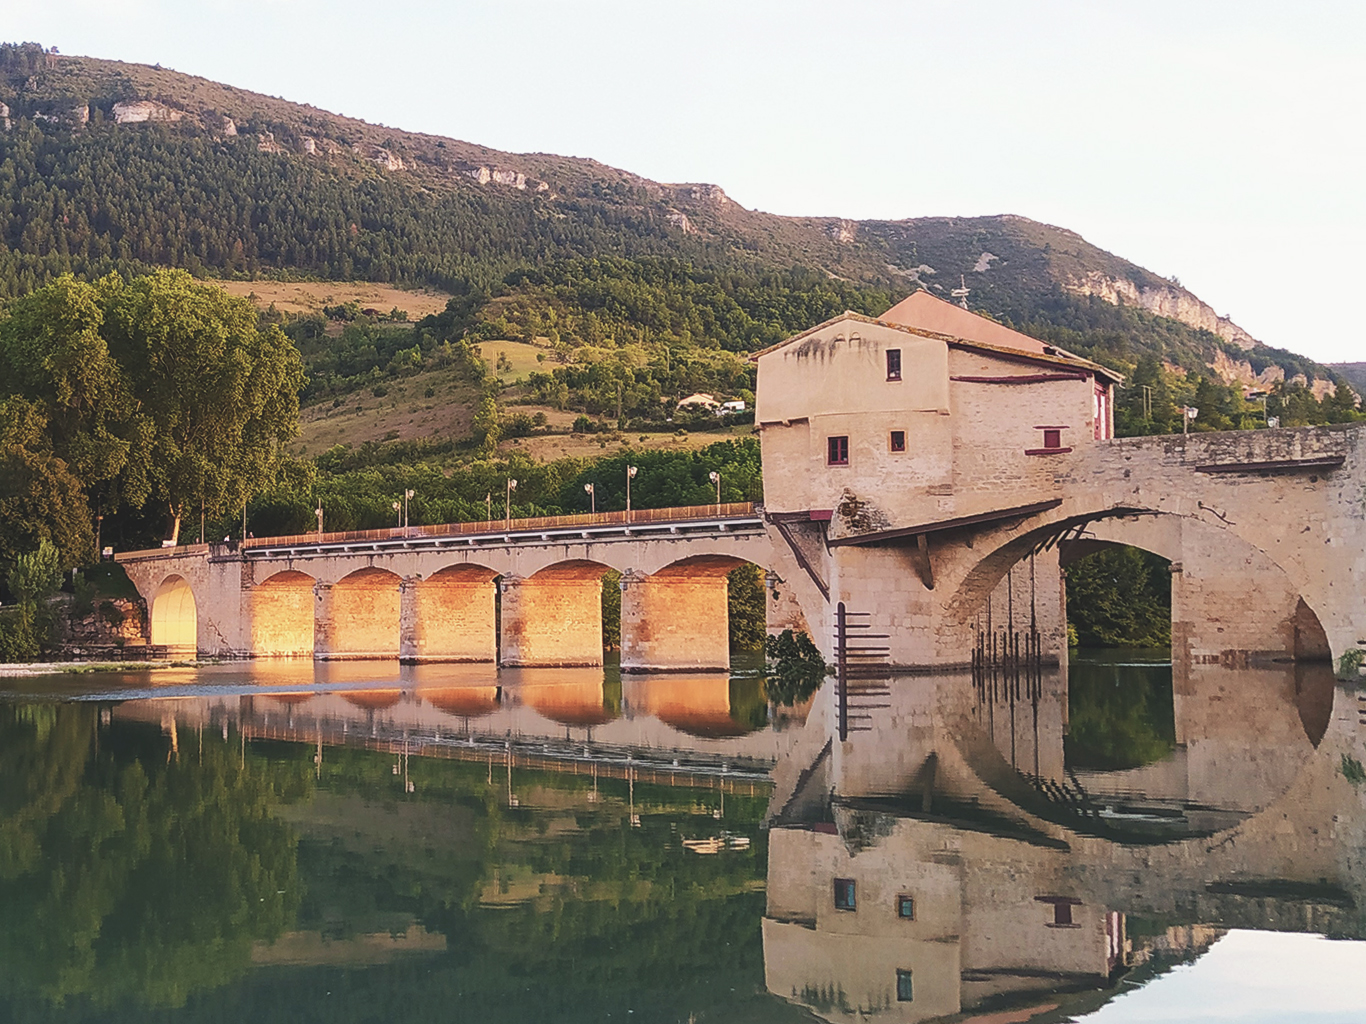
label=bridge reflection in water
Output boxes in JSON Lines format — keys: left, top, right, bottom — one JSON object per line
{"left": 108, "top": 656, "right": 792, "bottom": 785}
{"left": 761, "top": 653, "right": 1356, "bottom": 1023}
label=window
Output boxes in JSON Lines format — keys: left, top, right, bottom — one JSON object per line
{"left": 890, "top": 430, "right": 906, "bottom": 453}
{"left": 1036, "top": 895, "right": 1081, "bottom": 927}
{"left": 896, "top": 969, "right": 914, "bottom": 1002}
{"left": 897, "top": 894, "right": 916, "bottom": 920}
{"left": 827, "top": 435, "right": 849, "bottom": 466}
{"left": 886, "top": 349, "right": 902, "bottom": 381}
{"left": 833, "top": 878, "right": 856, "bottom": 911}
{"left": 1043, "top": 429, "right": 1061, "bottom": 449}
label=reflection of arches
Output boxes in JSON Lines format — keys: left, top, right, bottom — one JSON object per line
{"left": 150, "top": 574, "right": 197, "bottom": 654}
{"left": 253, "top": 570, "right": 316, "bottom": 657}
{"left": 327, "top": 567, "right": 402, "bottom": 659}
{"left": 517, "top": 674, "right": 620, "bottom": 727}
{"left": 342, "top": 688, "right": 403, "bottom": 710}
{"left": 624, "top": 674, "right": 763, "bottom": 738}
{"left": 421, "top": 686, "right": 500, "bottom": 719}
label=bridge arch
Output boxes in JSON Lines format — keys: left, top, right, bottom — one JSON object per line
{"left": 404, "top": 563, "right": 500, "bottom": 664}
{"left": 252, "top": 569, "right": 316, "bottom": 657}
{"left": 150, "top": 574, "right": 197, "bottom": 655}
{"left": 318, "top": 567, "right": 402, "bottom": 660}
{"left": 943, "top": 507, "right": 1333, "bottom": 668}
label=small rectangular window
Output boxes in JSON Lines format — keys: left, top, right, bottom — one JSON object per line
{"left": 1053, "top": 902, "right": 1073, "bottom": 926}
{"left": 896, "top": 969, "right": 914, "bottom": 1002}
{"left": 897, "top": 894, "right": 916, "bottom": 920}
{"left": 1044, "top": 429, "right": 1061, "bottom": 449}
{"left": 886, "top": 349, "right": 902, "bottom": 381}
{"left": 833, "top": 878, "right": 856, "bottom": 911}
{"left": 890, "top": 430, "right": 906, "bottom": 453}
{"left": 827, "top": 436, "right": 849, "bottom": 466}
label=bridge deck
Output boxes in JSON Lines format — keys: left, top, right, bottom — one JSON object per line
{"left": 115, "top": 502, "right": 763, "bottom": 562}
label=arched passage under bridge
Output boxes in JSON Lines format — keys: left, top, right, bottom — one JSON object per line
{"left": 150, "top": 574, "right": 197, "bottom": 654}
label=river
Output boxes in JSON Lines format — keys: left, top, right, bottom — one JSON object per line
{"left": 1, "top": 650, "right": 1361, "bottom": 1023}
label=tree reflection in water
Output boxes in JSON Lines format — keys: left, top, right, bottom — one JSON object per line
{"left": 0, "top": 704, "right": 303, "bottom": 1010}
{"left": 1065, "top": 651, "right": 1176, "bottom": 771}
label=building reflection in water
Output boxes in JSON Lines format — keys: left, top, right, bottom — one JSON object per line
{"left": 762, "top": 653, "right": 1354, "bottom": 1023}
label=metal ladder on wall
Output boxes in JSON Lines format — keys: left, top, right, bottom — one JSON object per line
{"left": 835, "top": 602, "right": 892, "bottom": 742}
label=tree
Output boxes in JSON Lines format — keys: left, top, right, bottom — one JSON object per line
{"left": 101, "top": 270, "right": 305, "bottom": 542}
{"left": 0, "top": 275, "right": 150, "bottom": 520}
{"left": 0, "top": 397, "right": 94, "bottom": 575}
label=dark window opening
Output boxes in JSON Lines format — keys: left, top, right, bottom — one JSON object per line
{"left": 897, "top": 895, "right": 916, "bottom": 920}
{"left": 828, "top": 436, "right": 849, "bottom": 466}
{"left": 886, "top": 349, "right": 902, "bottom": 381}
{"left": 1044, "top": 428, "right": 1062, "bottom": 449}
{"left": 834, "top": 878, "right": 856, "bottom": 911}
{"left": 896, "top": 969, "right": 914, "bottom": 1002}
{"left": 1036, "top": 895, "right": 1082, "bottom": 927}
{"left": 890, "top": 430, "right": 906, "bottom": 453}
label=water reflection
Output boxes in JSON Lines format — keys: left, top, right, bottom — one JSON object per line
{"left": 1, "top": 652, "right": 1361, "bottom": 1023}
{"left": 763, "top": 656, "right": 1361, "bottom": 1023}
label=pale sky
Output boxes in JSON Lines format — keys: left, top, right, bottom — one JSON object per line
{"left": 7, "top": 1, "right": 1364, "bottom": 363}
{"left": 1076, "top": 930, "right": 1366, "bottom": 1023}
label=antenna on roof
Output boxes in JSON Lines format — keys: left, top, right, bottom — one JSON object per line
{"left": 951, "top": 274, "right": 970, "bottom": 309}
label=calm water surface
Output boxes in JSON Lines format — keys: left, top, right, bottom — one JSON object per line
{"left": 2, "top": 652, "right": 1362, "bottom": 1023}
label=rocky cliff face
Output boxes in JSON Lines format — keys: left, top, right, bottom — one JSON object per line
{"left": 1066, "top": 270, "right": 1261, "bottom": 348}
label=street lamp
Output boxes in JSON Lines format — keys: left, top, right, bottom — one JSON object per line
{"left": 708, "top": 470, "right": 721, "bottom": 511}
{"left": 584, "top": 482, "right": 596, "bottom": 514}
{"left": 392, "top": 500, "right": 402, "bottom": 527}
{"left": 403, "top": 488, "right": 415, "bottom": 530}
{"left": 315, "top": 503, "right": 323, "bottom": 534}
{"left": 505, "top": 478, "right": 517, "bottom": 524}
{"left": 625, "top": 465, "right": 638, "bottom": 521}
{"left": 1182, "top": 406, "right": 1199, "bottom": 436}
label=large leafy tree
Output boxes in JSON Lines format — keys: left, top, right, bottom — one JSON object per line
{"left": 101, "top": 270, "right": 305, "bottom": 542}
{"left": 0, "top": 270, "right": 305, "bottom": 550}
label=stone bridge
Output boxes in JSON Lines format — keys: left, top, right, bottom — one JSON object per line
{"left": 117, "top": 503, "right": 781, "bottom": 671}
{"left": 118, "top": 425, "right": 1366, "bottom": 672}
{"left": 781, "top": 423, "right": 1366, "bottom": 670}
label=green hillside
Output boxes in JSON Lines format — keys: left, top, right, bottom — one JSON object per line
{"left": 0, "top": 41, "right": 1339, "bottom": 389}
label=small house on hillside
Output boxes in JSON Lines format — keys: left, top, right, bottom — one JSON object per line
{"left": 752, "top": 291, "right": 1122, "bottom": 542}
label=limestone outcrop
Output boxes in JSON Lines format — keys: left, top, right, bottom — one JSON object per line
{"left": 1066, "top": 269, "right": 1260, "bottom": 348}
{"left": 112, "top": 99, "right": 183, "bottom": 124}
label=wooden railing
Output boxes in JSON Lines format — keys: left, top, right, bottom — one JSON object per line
{"left": 240, "top": 502, "right": 759, "bottom": 551}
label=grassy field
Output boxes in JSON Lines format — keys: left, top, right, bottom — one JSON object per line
{"left": 476, "top": 340, "right": 550, "bottom": 382}
{"left": 500, "top": 427, "right": 751, "bottom": 460}
{"left": 219, "top": 280, "right": 453, "bottom": 319}
{"left": 296, "top": 371, "right": 479, "bottom": 455}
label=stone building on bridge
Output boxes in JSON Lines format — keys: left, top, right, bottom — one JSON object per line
{"left": 753, "top": 290, "right": 1363, "bottom": 672}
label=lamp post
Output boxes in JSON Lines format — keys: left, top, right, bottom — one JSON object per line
{"left": 584, "top": 482, "right": 596, "bottom": 515}
{"left": 485, "top": 492, "right": 492, "bottom": 522}
{"left": 708, "top": 470, "right": 721, "bottom": 512}
{"left": 315, "top": 504, "right": 323, "bottom": 535}
{"left": 392, "top": 500, "right": 402, "bottom": 527}
{"left": 1182, "top": 406, "right": 1199, "bottom": 436}
{"left": 625, "top": 465, "right": 638, "bottom": 521}
{"left": 403, "top": 488, "right": 414, "bottom": 530}
{"left": 505, "top": 478, "right": 517, "bottom": 524}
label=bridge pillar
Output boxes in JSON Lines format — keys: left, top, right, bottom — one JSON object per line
{"left": 400, "top": 574, "right": 497, "bottom": 664}
{"left": 313, "top": 581, "right": 337, "bottom": 658}
{"left": 499, "top": 574, "right": 604, "bottom": 667}
{"left": 619, "top": 570, "right": 731, "bottom": 673}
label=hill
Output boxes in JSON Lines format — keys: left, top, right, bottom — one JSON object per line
{"left": 0, "top": 43, "right": 1334, "bottom": 376}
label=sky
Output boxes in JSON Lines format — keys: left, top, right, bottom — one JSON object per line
{"left": 1076, "top": 930, "right": 1366, "bottom": 1023}
{"left": 7, "top": 0, "right": 1365, "bottom": 363}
